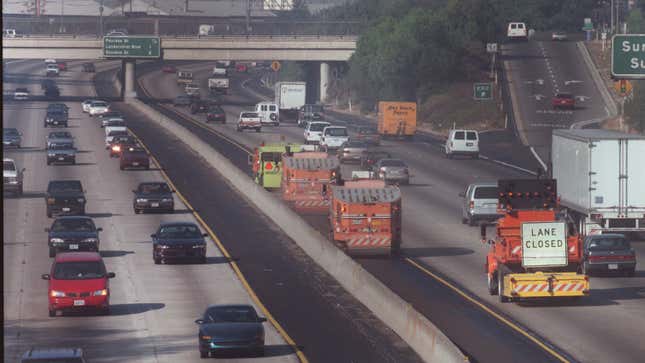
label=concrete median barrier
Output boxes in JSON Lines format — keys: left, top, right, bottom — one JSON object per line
{"left": 123, "top": 97, "right": 467, "bottom": 363}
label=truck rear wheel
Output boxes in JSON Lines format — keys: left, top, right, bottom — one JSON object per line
{"left": 487, "top": 273, "right": 498, "bottom": 295}
{"left": 498, "top": 265, "right": 510, "bottom": 302}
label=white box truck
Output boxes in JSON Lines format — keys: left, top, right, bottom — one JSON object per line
{"left": 208, "top": 78, "right": 229, "bottom": 95}
{"left": 274, "top": 82, "right": 306, "bottom": 121}
{"left": 552, "top": 129, "right": 645, "bottom": 234}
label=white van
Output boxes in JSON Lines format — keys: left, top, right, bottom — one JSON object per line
{"left": 255, "top": 102, "right": 279, "bottom": 126}
{"left": 445, "top": 129, "right": 479, "bottom": 159}
{"left": 304, "top": 121, "right": 331, "bottom": 144}
{"left": 507, "top": 22, "right": 528, "bottom": 41}
{"left": 320, "top": 126, "right": 349, "bottom": 151}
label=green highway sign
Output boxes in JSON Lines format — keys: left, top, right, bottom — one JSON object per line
{"left": 103, "top": 36, "right": 160, "bottom": 59}
{"left": 611, "top": 34, "right": 645, "bottom": 79}
{"left": 473, "top": 83, "right": 493, "bottom": 100}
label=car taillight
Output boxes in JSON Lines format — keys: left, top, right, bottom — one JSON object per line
{"left": 112, "top": 145, "right": 120, "bottom": 151}
{"left": 469, "top": 201, "right": 474, "bottom": 209}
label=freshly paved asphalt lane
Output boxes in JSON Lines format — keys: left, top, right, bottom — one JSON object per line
{"left": 94, "top": 65, "right": 426, "bottom": 363}
{"left": 502, "top": 38, "right": 610, "bottom": 164}
{"left": 3, "top": 60, "right": 300, "bottom": 363}
{"left": 135, "top": 60, "right": 645, "bottom": 363}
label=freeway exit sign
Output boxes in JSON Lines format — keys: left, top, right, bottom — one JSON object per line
{"left": 103, "top": 36, "right": 160, "bottom": 59}
{"left": 473, "top": 83, "right": 493, "bottom": 100}
{"left": 611, "top": 34, "right": 645, "bottom": 79}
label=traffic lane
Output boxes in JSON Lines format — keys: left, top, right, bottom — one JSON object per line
{"left": 106, "top": 100, "right": 425, "bottom": 363}
{"left": 139, "top": 63, "right": 645, "bottom": 363}
{"left": 3, "top": 61, "right": 299, "bottom": 363}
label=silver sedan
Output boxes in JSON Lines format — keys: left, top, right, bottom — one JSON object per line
{"left": 375, "top": 158, "right": 409, "bottom": 185}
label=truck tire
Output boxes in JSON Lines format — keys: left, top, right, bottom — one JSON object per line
{"left": 487, "top": 272, "right": 498, "bottom": 295}
{"left": 498, "top": 265, "right": 510, "bottom": 303}
{"left": 581, "top": 261, "right": 590, "bottom": 276}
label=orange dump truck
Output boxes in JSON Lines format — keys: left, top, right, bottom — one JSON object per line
{"left": 377, "top": 101, "right": 417, "bottom": 138}
{"left": 282, "top": 152, "right": 340, "bottom": 213}
{"left": 330, "top": 180, "right": 402, "bottom": 256}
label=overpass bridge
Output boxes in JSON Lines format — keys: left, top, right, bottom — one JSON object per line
{"left": 2, "top": 35, "right": 357, "bottom": 101}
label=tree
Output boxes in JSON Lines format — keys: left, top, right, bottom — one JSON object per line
{"left": 627, "top": 8, "right": 645, "bottom": 34}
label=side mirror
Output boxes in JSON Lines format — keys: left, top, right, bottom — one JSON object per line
{"left": 458, "top": 192, "right": 465, "bottom": 198}
{"left": 150, "top": 234, "right": 157, "bottom": 238}
{"left": 44, "top": 228, "right": 50, "bottom": 232}
{"left": 107, "top": 272, "right": 116, "bottom": 278}
{"left": 202, "top": 233, "right": 208, "bottom": 237}
{"left": 97, "top": 227, "right": 103, "bottom": 232}
{"left": 195, "top": 318, "right": 205, "bottom": 325}
{"left": 41, "top": 274, "right": 50, "bottom": 280}
{"left": 258, "top": 317, "right": 267, "bottom": 323}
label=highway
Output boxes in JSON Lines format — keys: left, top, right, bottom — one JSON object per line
{"left": 502, "top": 37, "right": 611, "bottom": 165}
{"left": 131, "top": 60, "right": 645, "bottom": 363}
{"left": 3, "top": 60, "right": 423, "bottom": 363}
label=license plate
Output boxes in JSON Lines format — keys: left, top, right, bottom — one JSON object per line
{"left": 69, "top": 244, "right": 79, "bottom": 250}
{"left": 62, "top": 207, "right": 71, "bottom": 212}
{"left": 58, "top": 157, "right": 65, "bottom": 160}
{"left": 151, "top": 202, "right": 159, "bottom": 207}
{"left": 608, "top": 264, "right": 618, "bottom": 270}
{"left": 53, "top": 121, "right": 58, "bottom": 124}
{"left": 73, "top": 300, "right": 85, "bottom": 306}
{"left": 132, "top": 162, "right": 139, "bottom": 166}
{"left": 466, "top": 142, "right": 473, "bottom": 146}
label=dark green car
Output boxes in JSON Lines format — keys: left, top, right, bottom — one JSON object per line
{"left": 195, "top": 304, "right": 266, "bottom": 358}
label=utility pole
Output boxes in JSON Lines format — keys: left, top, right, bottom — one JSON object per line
{"left": 246, "top": 0, "right": 251, "bottom": 35}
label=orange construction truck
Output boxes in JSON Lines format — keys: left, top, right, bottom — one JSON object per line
{"left": 377, "top": 101, "right": 416, "bottom": 138}
{"left": 281, "top": 152, "right": 340, "bottom": 213}
{"left": 330, "top": 180, "right": 402, "bottom": 256}
{"left": 482, "top": 179, "right": 588, "bottom": 303}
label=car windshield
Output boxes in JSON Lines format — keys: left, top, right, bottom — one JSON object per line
{"left": 108, "top": 131, "right": 128, "bottom": 137}
{"left": 326, "top": 128, "right": 348, "bottom": 137}
{"left": 588, "top": 238, "right": 630, "bottom": 251}
{"left": 309, "top": 123, "right": 329, "bottom": 132}
{"left": 242, "top": 112, "right": 259, "bottom": 118}
{"left": 51, "top": 218, "right": 96, "bottom": 232}
{"left": 49, "top": 132, "right": 72, "bottom": 139}
{"left": 3, "top": 161, "right": 16, "bottom": 171}
{"left": 345, "top": 141, "right": 367, "bottom": 148}
{"left": 16, "top": 88, "right": 28, "bottom": 92}
{"left": 466, "top": 132, "right": 478, "bottom": 140}
{"left": 48, "top": 143, "right": 73, "bottom": 150}
{"left": 454, "top": 131, "right": 465, "bottom": 140}
{"left": 157, "top": 224, "right": 202, "bottom": 239}
{"left": 474, "top": 186, "right": 498, "bottom": 199}
{"left": 556, "top": 93, "right": 573, "bottom": 99}
{"left": 205, "top": 306, "right": 258, "bottom": 323}
{"left": 380, "top": 159, "right": 406, "bottom": 167}
{"left": 53, "top": 261, "right": 105, "bottom": 280}
{"left": 48, "top": 111, "right": 65, "bottom": 117}
{"left": 92, "top": 102, "right": 108, "bottom": 107}
{"left": 209, "top": 106, "right": 223, "bottom": 112}
{"left": 106, "top": 120, "right": 125, "bottom": 126}
{"left": 4, "top": 128, "right": 19, "bottom": 136}
{"left": 48, "top": 181, "right": 82, "bottom": 193}
{"left": 139, "top": 183, "right": 171, "bottom": 194}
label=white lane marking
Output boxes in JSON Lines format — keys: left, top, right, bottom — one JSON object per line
{"left": 605, "top": 106, "right": 610, "bottom": 116}
{"left": 479, "top": 155, "right": 537, "bottom": 176}
{"left": 530, "top": 147, "right": 548, "bottom": 172}
{"left": 564, "top": 80, "right": 583, "bottom": 86}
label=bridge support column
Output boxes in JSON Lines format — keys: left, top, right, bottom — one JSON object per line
{"left": 124, "top": 60, "right": 137, "bottom": 99}
{"left": 320, "top": 62, "right": 330, "bottom": 103}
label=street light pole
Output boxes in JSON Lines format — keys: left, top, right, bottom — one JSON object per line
{"left": 611, "top": 0, "right": 614, "bottom": 34}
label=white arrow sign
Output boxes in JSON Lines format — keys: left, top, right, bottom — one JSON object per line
{"left": 534, "top": 94, "right": 545, "bottom": 101}
{"left": 576, "top": 95, "right": 591, "bottom": 102}
{"left": 564, "top": 80, "right": 583, "bottom": 86}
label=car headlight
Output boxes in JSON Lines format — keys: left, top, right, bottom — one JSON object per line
{"left": 47, "top": 198, "right": 56, "bottom": 204}
{"left": 50, "top": 238, "right": 64, "bottom": 244}
{"left": 157, "top": 244, "right": 170, "bottom": 249}
{"left": 136, "top": 198, "right": 148, "bottom": 203}
{"left": 201, "top": 335, "right": 212, "bottom": 340}
{"left": 50, "top": 290, "right": 65, "bottom": 297}
{"left": 81, "top": 238, "right": 98, "bottom": 244}
{"left": 48, "top": 153, "right": 56, "bottom": 157}
{"left": 112, "top": 145, "right": 121, "bottom": 151}
{"left": 161, "top": 198, "right": 173, "bottom": 203}
{"left": 192, "top": 244, "right": 206, "bottom": 249}
{"left": 92, "top": 289, "right": 108, "bottom": 296}
{"left": 77, "top": 198, "right": 85, "bottom": 203}
{"left": 46, "top": 118, "right": 53, "bottom": 122}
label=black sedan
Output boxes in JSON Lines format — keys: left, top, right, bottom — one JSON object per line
{"left": 133, "top": 182, "right": 174, "bottom": 214}
{"left": 45, "top": 216, "right": 102, "bottom": 258}
{"left": 582, "top": 234, "right": 636, "bottom": 276}
{"left": 151, "top": 222, "right": 207, "bottom": 264}
{"left": 173, "top": 95, "right": 192, "bottom": 107}
{"left": 195, "top": 304, "right": 266, "bottom": 358}
{"left": 206, "top": 105, "right": 226, "bottom": 123}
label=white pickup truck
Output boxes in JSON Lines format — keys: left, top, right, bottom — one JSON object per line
{"left": 237, "top": 112, "right": 262, "bottom": 133}
{"left": 208, "top": 78, "right": 229, "bottom": 95}
{"left": 212, "top": 67, "right": 227, "bottom": 76}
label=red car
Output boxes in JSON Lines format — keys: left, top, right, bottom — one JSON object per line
{"left": 57, "top": 62, "right": 67, "bottom": 71}
{"left": 120, "top": 146, "right": 150, "bottom": 170}
{"left": 162, "top": 65, "right": 176, "bottom": 73}
{"left": 552, "top": 93, "right": 575, "bottom": 110}
{"left": 42, "top": 252, "right": 115, "bottom": 316}
{"left": 236, "top": 63, "right": 248, "bottom": 73}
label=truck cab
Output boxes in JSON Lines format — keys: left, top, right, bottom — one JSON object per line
{"left": 255, "top": 102, "right": 279, "bottom": 126}
{"left": 249, "top": 143, "right": 305, "bottom": 189}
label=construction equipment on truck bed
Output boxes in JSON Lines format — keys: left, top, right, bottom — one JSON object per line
{"left": 482, "top": 179, "right": 589, "bottom": 303}
{"left": 176, "top": 71, "right": 193, "bottom": 85}
{"left": 249, "top": 143, "right": 311, "bottom": 189}
{"left": 377, "top": 101, "right": 416, "bottom": 138}
{"left": 281, "top": 152, "right": 340, "bottom": 213}
{"left": 330, "top": 180, "right": 402, "bottom": 256}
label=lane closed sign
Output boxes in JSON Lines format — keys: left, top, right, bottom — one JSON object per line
{"left": 521, "top": 222, "right": 567, "bottom": 268}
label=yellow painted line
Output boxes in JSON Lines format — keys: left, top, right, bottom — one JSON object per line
{"left": 137, "top": 71, "right": 252, "bottom": 156}
{"left": 405, "top": 258, "right": 569, "bottom": 363}
{"left": 128, "top": 129, "right": 308, "bottom": 363}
